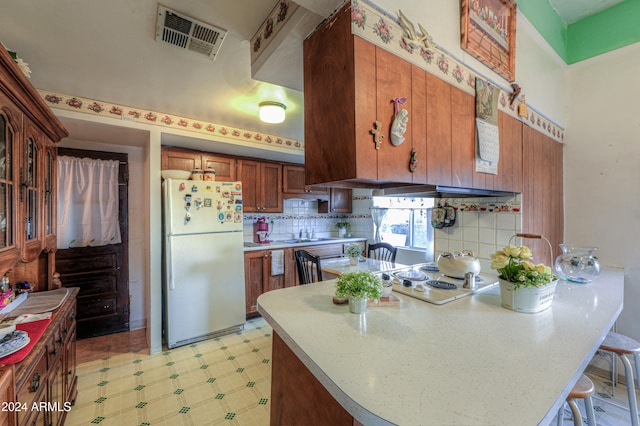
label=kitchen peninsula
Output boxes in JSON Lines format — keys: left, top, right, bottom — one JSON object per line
{"left": 258, "top": 268, "right": 624, "bottom": 425}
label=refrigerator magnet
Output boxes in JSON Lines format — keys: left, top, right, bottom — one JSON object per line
{"left": 179, "top": 183, "right": 186, "bottom": 191}
{"left": 205, "top": 185, "right": 213, "bottom": 192}
{"left": 191, "top": 185, "right": 198, "bottom": 192}
{"left": 218, "top": 212, "right": 225, "bottom": 222}
{"left": 235, "top": 183, "right": 241, "bottom": 191}
{"left": 225, "top": 212, "right": 232, "bottom": 221}
{"left": 204, "top": 198, "right": 212, "bottom": 207}
{"left": 234, "top": 213, "right": 242, "bottom": 222}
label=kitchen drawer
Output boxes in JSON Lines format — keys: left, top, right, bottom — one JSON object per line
{"left": 77, "top": 296, "right": 117, "bottom": 319}
{"left": 60, "top": 273, "right": 117, "bottom": 297}
{"left": 55, "top": 252, "right": 118, "bottom": 274}
{"left": 16, "top": 348, "right": 47, "bottom": 426}
{"left": 301, "top": 244, "right": 344, "bottom": 259}
{"left": 46, "top": 326, "right": 64, "bottom": 367}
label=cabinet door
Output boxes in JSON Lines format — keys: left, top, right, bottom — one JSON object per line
{"left": 283, "top": 248, "right": 297, "bottom": 287}
{"left": 44, "top": 145, "right": 56, "bottom": 251}
{"left": 0, "top": 368, "right": 15, "bottom": 426}
{"left": 0, "top": 94, "right": 20, "bottom": 271}
{"left": 244, "top": 250, "right": 265, "bottom": 316}
{"left": 238, "top": 160, "right": 259, "bottom": 212}
{"left": 21, "top": 119, "right": 44, "bottom": 262}
{"left": 410, "top": 66, "right": 427, "bottom": 184}
{"left": 426, "top": 73, "right": 452, "bottom": 186}
{"left": 494, "top": 112, "right": 523, "bottom": 192}
{"left": 265, "top": 250, "right": 285, "bottom": 293}
{"left": 376, "top": 46, "right": 413, "bottom": 183}
{"left": 330, "top": 189, "right": 352, "bottom": 213}
{"left": 283, "top": 165, "right": 305, "bottom": 193}
{"left": 161, "top": 147, "right": 201, "bottom": 171}
{"left": 451, "top": 87, "right": 475, "bottom": 189}
{"left": 201, "top": 154, "right": 236, "bottom": 182}
{"left": 48, "top": 353, "right": 65, "bottom": 426}
{"left": 64, "top": 320, "right": 77, "bottom": 404}
{"left": 261, "top": 163, "right": 282, "bottom": 213}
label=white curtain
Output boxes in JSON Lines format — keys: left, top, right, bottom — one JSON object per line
{"left": 371, "top": 207, "right": 388, "bottom": 243}
{"left": 57, "top": 156, "right": 121, "bottom": 249}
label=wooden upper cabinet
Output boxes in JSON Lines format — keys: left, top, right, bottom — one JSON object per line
{"left": 238, "top": 160, "right": 282, "bottom": 213}
{"left": 410, "top": 66, "right": 427, "bottom": 184}
{"left": 0, "top": 93, "right": 20, "bottom": 272}
{"left": 161, "top": 146, "right": 201, "bottom": 171}
{"left": 451, "top": 86, "right": 475, "bottom": 189}
{"left": 494, "top": 112, "right": 523, "bottom": 192}
{"left": 44, "top": 145, "right": 57, "bottom": 252}
{"left": 201, "top": 153, "right": 236, "bottom": 182}
{"left": 375, "top": 46, "right": 413, "bottom": 183}
{"left": 304, "top": 3, "right": 416, "bottom": 187}
{"left": 425, "top": 72, "right": 452, "bottom": 186}
{"left": 21, "top": 118, "right": 46, "bottom": 262}
{"left": 282, "top": 165, "right": 328, "bottom": 196}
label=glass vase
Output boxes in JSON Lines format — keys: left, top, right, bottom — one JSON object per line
{"left": 554, "top": 244, "right": 600, "bottom": 284}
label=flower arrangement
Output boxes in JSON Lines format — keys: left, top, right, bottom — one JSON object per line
{"left": 490, "top": 245, "right": 556, "bottom": 290}
{"left": 335, "top": 271, "right": 382, "bottom": 300}
{"left": 344, "top": 244, "right": 362, "bottom": 258}
{"left": 335, "top": 222, "right": 350, "bottom": 230}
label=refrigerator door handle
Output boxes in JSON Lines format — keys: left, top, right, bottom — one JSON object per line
{"left": 166, "top": 239, "right": 175, "bottom": 291}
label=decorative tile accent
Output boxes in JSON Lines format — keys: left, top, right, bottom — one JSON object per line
{"left": 133, "top": 371, "right": 143, "bottom": 376}
{"left": 91, "top": 417, "right": 105, "bottom": 424}
{"left": 135, "top": 385, "right": 145, "bottom": 391}
{"left": 95, "top": 397, "right": 107, "bottom": 403}
{"left": 169, "top": 374, "right": 179, "bottom": 379}
{"left": 259, "top": 398, "right": 269, "bottom": 405}
{"left": 200, "top": 364, "right": 209, "bottom": 369}
{"left": 225, "top": 413, "right": 236, "bottom": 420}
{"left": 247, "top": 382, "right": 256, "bottom": 387}
{"left": 99, "top": 367, "right": 110, "bottom": 372}
{"left": 236, "top": 368, "right": 245, "bottom": 373}
{"left": 179, "top": 407, "right": 191, "bottom": 414}
{"left": 228, "top": 356, "right": 235, "bottom": 360}
{"left": 194, "top": 353, "right": 202, "bottom": 357}
{"left": 135, "top": 402, "right": 148, "bottom": 409}
{"left": 165, "top": 361, "right": 174, "bottom": 366}
{"left": 38, "top": 89, "right": 303, "bottom": 152}
{"left": 133, "top": 359, "right": 142, "bottom": 364}
{"left": 215, "top": 393, "right": 225, "bottom": 400}
{"left": 207, "top": 378, "right": 216, "bottom": 383}
{"left": 174, "top": 388, "right": 184, "bottom": 394}
{"left": 97, "top": 381, "right": 108, "bottom": 386}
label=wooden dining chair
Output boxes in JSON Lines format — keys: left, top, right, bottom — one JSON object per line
{"left": 367, "top": 242, "right": 397, "bottom": 263}
{"left": 294, "top": 250, "right": 323, "bottom": 285}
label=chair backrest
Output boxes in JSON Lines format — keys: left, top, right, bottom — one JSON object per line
{"left": 295, "top": 250, "right": 323, "bottom": 285}
{"left": 367, "top": 242, "right": 397, "bottom": 262}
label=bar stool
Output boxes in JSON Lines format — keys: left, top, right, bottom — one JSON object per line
{"left": 557, "top": 374, "right": 597, "bottom": 426}
{"left": 599, "top": 331, "right": 640, "bottom": 426}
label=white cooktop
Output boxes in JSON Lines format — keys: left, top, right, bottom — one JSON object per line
{"left": 386, "top": 263, "right": 499, "bottom": 305}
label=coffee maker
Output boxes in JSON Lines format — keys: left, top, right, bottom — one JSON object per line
{"left": 253, "top": 217, "right": 271, "bottom": 243}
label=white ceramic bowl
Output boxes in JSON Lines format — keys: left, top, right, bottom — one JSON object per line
{"left": 161, "top": 169, "right": 191, "bottom": 180}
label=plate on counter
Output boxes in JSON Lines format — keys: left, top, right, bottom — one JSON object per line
{"left": 0, "top": 330, "right": 30, "bottom": 359}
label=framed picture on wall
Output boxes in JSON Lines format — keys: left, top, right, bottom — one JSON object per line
{"left": 461, "top": 0, "right": 516, "bottom": 81}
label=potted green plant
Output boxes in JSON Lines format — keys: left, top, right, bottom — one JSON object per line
{"left": 335, "top": 271, "right": 382, "bottom": 314}
{"left": 344, "top": 243, "right": 363, "bottom": 265}
{"left": 490, "top": 245, "right": 558, "bottom": 313}
{"left": 335, "top": 221, "right": 350, "bottom": 238}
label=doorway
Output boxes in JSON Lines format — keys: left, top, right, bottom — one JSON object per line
{"left": 55, "top": 148, "right": 130, "bottom": 339}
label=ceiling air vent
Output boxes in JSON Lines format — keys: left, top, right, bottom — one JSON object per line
{"left": 155, "top": 5, "right": 227, "bottom": 60}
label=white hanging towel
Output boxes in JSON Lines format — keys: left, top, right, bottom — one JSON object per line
{"left": 271, "top": 250, "right": 284, "bottom": 276}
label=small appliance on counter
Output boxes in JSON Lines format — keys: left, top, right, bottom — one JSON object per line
{"left": 253, "top": 217, "right": 271, "bottom": 243}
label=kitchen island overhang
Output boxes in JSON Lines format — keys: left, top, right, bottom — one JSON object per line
{"left": 258, "top": 268, "right": 624, "bottom": 425}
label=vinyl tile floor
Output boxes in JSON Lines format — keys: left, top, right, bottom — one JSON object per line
{"left": 67, "top": 319, "right": 638, "bottom": 426}
{"left": 66, "top": 317, "right": 272, "bottom": 426}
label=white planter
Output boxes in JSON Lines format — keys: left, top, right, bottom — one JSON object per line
{"left": 348, "top": 297, "right": 368, "bottom": 314}
{"left": 499, "top": 279, "right": 558, "bottom": 314}
{"left": 349, "top": 256, "right": 358, "bottom": 266}
{"left": 339, "top": 228, "right": 347, "bottom": 238}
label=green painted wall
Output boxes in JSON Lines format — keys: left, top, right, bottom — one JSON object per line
{"left": 518, "top": 0, "right": 568, "bottom": 61}
{"left": 519, "top": 0, "right": 640, "bottom": 64}
{"left": 568, "top": 0, "right": 640, "bottom": 63}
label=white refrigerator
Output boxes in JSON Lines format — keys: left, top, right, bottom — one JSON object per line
{"left": 162, "top": 179, "right": 246, "bottom": 349}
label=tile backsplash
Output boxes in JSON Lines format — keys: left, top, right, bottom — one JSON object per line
{"left": 243, "top": 189, "right": 373, "bottom": 242}
{"left": 434, "top": 194, "right": 522, "bottom": 272}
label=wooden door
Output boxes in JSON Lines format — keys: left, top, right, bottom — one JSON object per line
{"left": 238, "top": 160, "right": 259, "bottom": 212}
{"left": 201, "top": 153, "right": 236, "bottom": 181}
{"left": 261, "top": 162, "right": 282, "bottom": 213}
{"left": 244, "top": 250, "right": 265, "bottom": 317}
{"left": 451, "top": 86, "right": 475, "bottom": 189}
{"left": 376, "top": 46, "right": 413, "bottom": 183}
{"left": 426, "top": 73, "right": 452, "bottom": 185}
{"left": 56, "top": 148, "right": 129, "bottom": 339}
{"left": 161, "top": 146, "right": 201, "bottom": 171}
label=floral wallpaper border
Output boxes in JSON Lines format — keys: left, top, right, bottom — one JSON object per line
{"left": 351, "top": 0, "right": 565, "bottom": 143}
{"left": 250, "top": 0, "right": 299, "bottom": 64}
{"left": 37, "top": 89, "right": 304, "bottom": 152}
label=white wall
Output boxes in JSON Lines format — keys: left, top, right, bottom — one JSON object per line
{"left": 566, "top": 43, "right": 640, "bottom": 341}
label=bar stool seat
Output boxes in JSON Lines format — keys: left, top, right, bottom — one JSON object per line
{"left": 599, "top": 331, "right": 640, "bottom": 426}
{"left": 557, "top": 374, "right": 596, "bottom": 426}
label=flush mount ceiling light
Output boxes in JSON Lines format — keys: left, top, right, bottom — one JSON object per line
{"left": 259, "top": 101, "right": 286, "bottom": 123}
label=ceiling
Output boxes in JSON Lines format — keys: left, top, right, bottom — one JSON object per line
{"left": 0, "top": 0, "right": 631, "bottom": 159}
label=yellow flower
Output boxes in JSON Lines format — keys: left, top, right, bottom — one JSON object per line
{"left": 490, "top": 254, "right": 509, "bottom": 269}
{"left": 519, "top": 246, "right": 533, "bottom": 259}
{"left": 503, "top": 245, "right": 521, "bottom": 258}
{"left": 490, "top": 250, "right": 506, "bottom": 259}
{"left": 522, "top": 261, "right": 536, "bottom": 270}
{"left": 536, "top": 264, "right": 551, "bottom": 275}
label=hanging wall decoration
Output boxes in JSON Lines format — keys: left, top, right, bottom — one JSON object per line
{"left": 460, "top": 0, "right": 516, "bottom": 82}
{"left": 390, "top": 97, "right": 408, "bottom": 146}
{"left": 475, "top": 77, "right": 500, "bottom": 174}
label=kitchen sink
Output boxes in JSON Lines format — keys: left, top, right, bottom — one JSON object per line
{"left": 279, "top": 238, "right": 332, "bottom": 244}
{"left": 243, "top": 242, "right": 266, "bottom": 247}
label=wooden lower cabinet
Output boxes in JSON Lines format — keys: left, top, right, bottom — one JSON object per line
{"left": 244, "top": 249, "right": 295, "bottom": 317}
{"left": 0, "top": 288, "right": 78, "bottom": 426}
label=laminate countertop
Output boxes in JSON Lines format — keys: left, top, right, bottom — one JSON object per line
{"left": 243, "top": 237, "right": 366, "bottom": 252}
{"left": 257, "top": 267, "right": 624, "bottom": 425}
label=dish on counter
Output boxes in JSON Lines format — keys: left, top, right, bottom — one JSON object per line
{"left": 0, "top": 330, "right": 30, "bottom": 358}
{"left": 393, "top": 270, "right": 427, "bottom": 281}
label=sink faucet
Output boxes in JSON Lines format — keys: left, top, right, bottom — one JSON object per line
{"left": 299, "top": 229, "right": 303, "bottom": 239}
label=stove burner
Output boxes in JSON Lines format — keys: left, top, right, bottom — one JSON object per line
{"left": 427, "top": 280, "right": 458, "bottom": 290}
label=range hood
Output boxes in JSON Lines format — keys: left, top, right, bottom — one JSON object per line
{"left": 372, "top": 185, "right": 517, "bottom": 199}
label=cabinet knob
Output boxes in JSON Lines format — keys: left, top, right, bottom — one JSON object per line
{"left": 29, "top": 372, "right": 40, "bottom": 392}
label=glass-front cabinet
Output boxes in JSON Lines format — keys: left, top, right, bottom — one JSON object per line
{"left": 0, "top": 98, "right": 20, "bottom": 271}
{"left": 21, "top": 119, "right": 45, "bottom": 262}
{"left": 44, "top": 147, "right": 56, "bottom": 251}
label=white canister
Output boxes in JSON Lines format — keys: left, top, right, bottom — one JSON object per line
{"left": 190, "top": 168, "right": 203, "bottom": 181}
{"left": 203, "top": 168, "right": 216, "bottom": 181}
